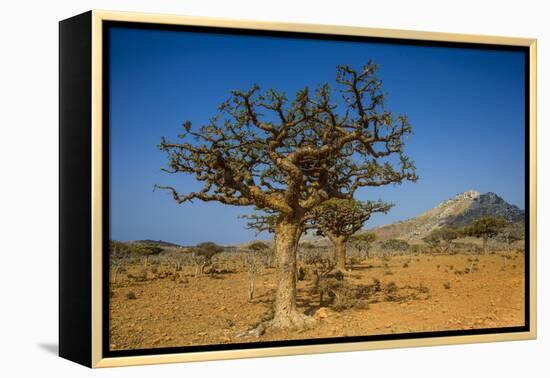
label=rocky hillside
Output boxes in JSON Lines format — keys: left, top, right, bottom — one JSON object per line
{"left": 370, "top": 190, "right": 524, "bottom": 242}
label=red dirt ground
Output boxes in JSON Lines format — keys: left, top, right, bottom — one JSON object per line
{"left": 109, "top": 252, "right": 524, "bottom": 350}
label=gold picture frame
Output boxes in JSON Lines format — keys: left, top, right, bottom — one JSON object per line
{"left": 59, "top": 10, "right": 537, "bottom": 368}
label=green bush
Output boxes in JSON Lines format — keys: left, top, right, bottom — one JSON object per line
{"left": 381, "top": 239, "right": 410, "bottom": 252}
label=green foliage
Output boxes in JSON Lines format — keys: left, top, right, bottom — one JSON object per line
{"left": 349, "top": 232, "right": 377, "bottom": 259}
{"left": 192, "top": 242, "right": 224, "bottom": 260}
{"left": 310, "top": 199, "right": 392, "bottom": 240}
{"left": 155, "top": 62, "right": 419, "bottom": 325}
{"left": 248, "top": 241, "right": 270, "bottom": 251}
{"left": 126, "top": 243, "right": 163, "bottom": 257}
{"left": 463, "top": 216, "right": 508, "bottom": 240}
{"left": 422, "top": 227, "right": 460, "bottom": 253}
{"left": 133, "top": 239, "right": 180, "bottom": 247}
{"left": 109, "top": 240, "right": 130, "bottom": 260}
{"left": 350, "top": 232, "right": 377, "bottom": 245}
{"left": 157, "top": 63, "right": 417, "bottom": 220}
{"left": 463, "top": 216, "right": 508, "bottom": 253}
{"left": 381, "top": 239, "right": 410, "bottom": 252}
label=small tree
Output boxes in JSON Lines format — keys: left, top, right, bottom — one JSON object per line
{"left": 349, "top": 232, "right": 377, "bottom": 260}
{"left": 308, "top": 199, "right": 392, "bottom": 271}
{"left": 381, "top": 239, "right": 409, "bottom": 253}
{"left": 249, "top": 241, "right": 270, "bottom": 252}
{"left": 245, "top": 253, "right": 265, "bottom": 301}
{"left": 245, "top": 199, "right": 390, "bottom": 272}
{"left": 248, "top": 241, "right": 273, "bottom": 267}
{"left": 496, "top": 223, "right": 524, "bottom": 251}
{"left": 496, "top": 223, "right": 524, "bottom": 266}
{"left": 463, "top": 216, "right": 508, "bottom": 254}
{"left": 109, "top": 240, "right": 130, "bottom": 284}
{"left": 191, "top": 242, "right": 224, "bottom": 275}
{"left": 168, "top": 251, "right": 194, "bottom": 274}
{"left": 129, "top": 244, "right": 163, "bottom": 267}
{"left": 422, "top": 227, "right": 460, "bottom": 254}
{"left": 157, "top": 63, "right": 417, "bottom": 329}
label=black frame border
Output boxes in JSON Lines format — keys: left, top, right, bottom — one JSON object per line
{"left": 101, "top": 20, "right": 531, "bottom": 359}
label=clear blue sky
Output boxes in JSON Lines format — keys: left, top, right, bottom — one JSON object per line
{"left": 108, "top": 27, "right": 526, "bottom": 245}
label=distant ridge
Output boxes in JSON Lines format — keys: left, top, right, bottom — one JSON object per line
{"left": 132, "top": 239, "right": 182, "bottom": 247}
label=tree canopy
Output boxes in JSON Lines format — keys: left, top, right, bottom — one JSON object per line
{"left": 463, "top": 216, "right": 508, "bottom": 253}
{"left": 156, "top": 62, "right": 417, "bottom": 330}
{"left": 309, "top": 198, "right": 392, "bottom": 240}
{"left": 463, "top": 217, "right": 508, "bottom": 240}
{"left": 192, "top": 242, "right": 224, "bottom": 259}
{"left": 350, "top": 232, "right": 377, "bottom": 246}
{"left": 156, "top": 62, "right": 416, "bottom": 217}
{"left": 381, "top": 239, "right": 410, "bottom": 252}
{"left": 248, "top": 241, "right": 270, "bottom": 251}
{"left": 128, "top": 244, "right": 163, "bottom": 257}
{"left": 422, "top": 227, "right": 460, "bottom": 253}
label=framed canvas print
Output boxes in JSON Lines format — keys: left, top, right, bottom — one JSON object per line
{"left": 59, "top": 10, "right": 537, "bottom": 368}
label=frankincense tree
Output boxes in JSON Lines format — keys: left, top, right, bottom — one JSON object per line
{"left": 309, "top": 198, "right": 392, "bottom": 271}
{"left": 156, "top": 62, "right": 417, "bottom": 329}
{"left": 245, "top": 198, "right": 392, "bottom": 271}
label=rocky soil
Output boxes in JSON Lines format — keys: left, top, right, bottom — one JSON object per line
{"left": 109, "top": 252, "right": 525, "bottom": 350}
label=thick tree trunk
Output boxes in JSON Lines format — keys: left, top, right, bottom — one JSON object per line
{"left": 334, "top": 237, "right": 347, "bottom": 271}
{"left": 271, "top": 216, "right": 312, "bottom": 329}
{"left": 328, "top": 233, "right": 347, "bottom": 271}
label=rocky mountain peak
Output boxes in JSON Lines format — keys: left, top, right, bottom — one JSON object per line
{"left": 457, "top": 190, "right": 480, "bottom": 199}
{"left": 370, "top": 190, "right": 524, "bottom": 241}
{"left": 449, "top": 192, "right": 524, "bottom": 227}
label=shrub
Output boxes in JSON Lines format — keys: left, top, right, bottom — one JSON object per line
{"left": 381, "top": 239, "right": 410, "bottom": 252}
{"left": 410, "top": 244, "right": 424, "bottom": 255}
{"left": 126, "top": 291, "right": 137, "bottom": 300}
{"left": 248, "top": 241, "right": 269, "bottom": 251}
{"left": 462, "top": 216, "right": 508, "bottom": 254}
{"left": 422, "top": 227, "right": 460, "bottom": 254}
{"left": 313, "top": 277, "right": 371, "bottom": 311}
{"left": 349, "top": 232, "right": 377, "bottom": 260}
{"left": 372, "top": 278, "right": 382, "bottom": 292}
{"left": 191, "top": 242, "right": 224, "bottom": 274}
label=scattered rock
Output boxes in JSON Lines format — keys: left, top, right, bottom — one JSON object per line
{"left": 314, "top": 307, "right": 329, "bottom": 319}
